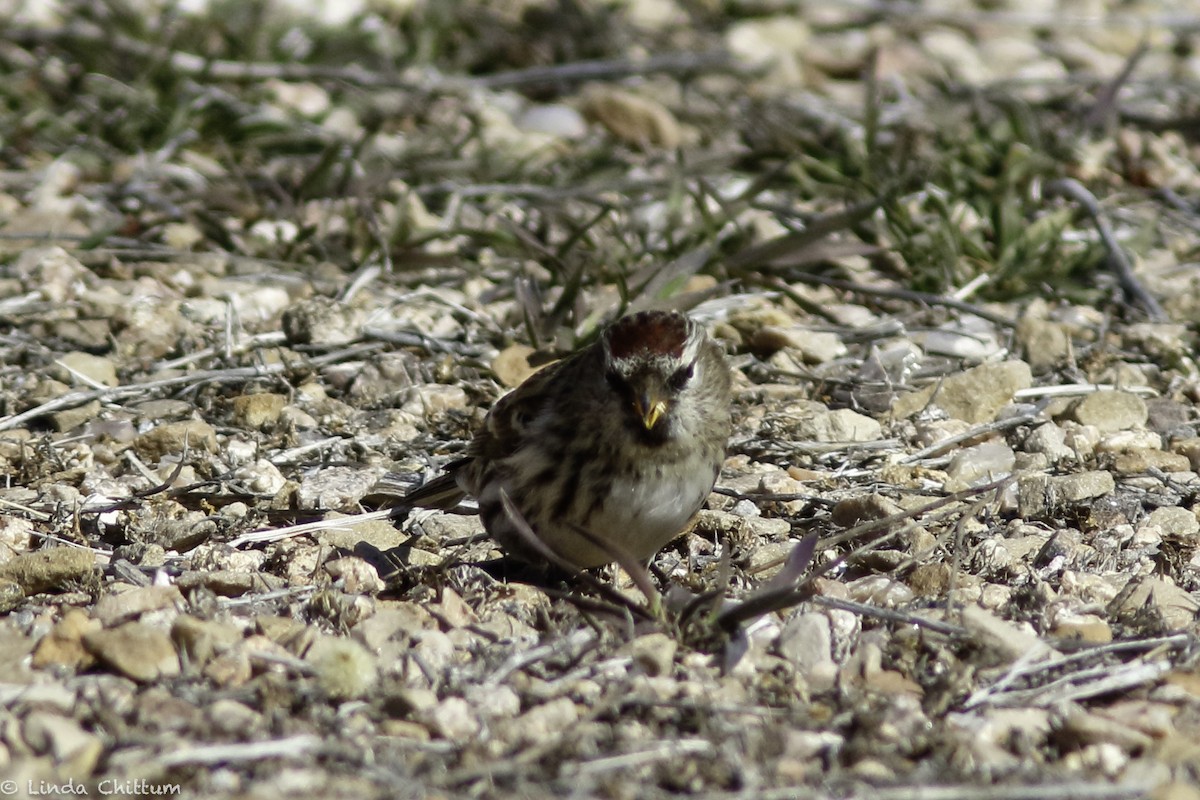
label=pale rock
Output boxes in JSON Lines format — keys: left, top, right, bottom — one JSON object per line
{"left": 0, "top": 547, "right": 96, "bottom": 594}
{"left": 858, "top": 340, "right": 922, "bottom": 384}
{"left": 893, "top": 360, "right": 1032, "bottom": 423}
{"left": 726, "top": 16, "right": 812, "bottom": 88}
{"left": 621, "top": 632, "right": 677, "bottom": 677}
{"left": 1095, "top": 429, "right": 1162, "bottom": 454}
{"left": 1124, "top": 322, "right": 1190, "bottom": 363}
{"left": 317, "top": 514, "right": 411, "bottom": 552}
{"left": 410, "top": 629, "right": 456, "bottom": 676}
{"left": 23, "top": 711, "right": 103, "bottom": 774}
{"left": 32, "top": 609, "right": 100, "bottom": 671}
{"left": 515, "top": 104, "right": 588, "bottom": 140}
{"left": 754, "top": 326, "right": 847, "bottom": 363}
{"left": 0, "top": 516, "right": 33, "bottom": 562}
{"left": 171, "top": 615, "right": 243, "bottom": 669}
{"left": 162, "top": 222, "right": 204, "bottom": 250}
{"left": 620, "top": 0, "right": 685, "bottom": 28}
{"left": 1072, "top": 390, "right": 1148, "bottom": 433}
{"left": 426, "top": 696, "right": 480, "bottom": 741}
{"left": 248, "top": 218, "right": 299, "bottom": 245}
{"left": 492, "top": 344, "right": 541, "bottom": 388}
{"left": 231, "top": 393, "right": 288, "bottom": 428}
{"left": 206, "top": 699, "right": 263, "bottom": 738}
{"left": 945, "top": 441, "right": 1016, "bottom": 487}
{"left": 1118, "top": 577, "right": 1199, "bottom": 630}
{"left": 15, "top": 247, "right": 88, "bottom": 304}
{"left": 322, "top": 107, "right": 361, "bottom": 140}
{"left": 960, "top": 604, "right": 1053, "bottom": 662}
{"left": 324, "top": 557, "right": 385, "bottom": 595}
{"left": 920, "top": 27, "right": 988, "bottom": 84}
{"left": 794, "top": 406, "right": 882, "bottom": 443}
{"left": 1142, "top": 507, "right": 1200, "bottom": 541}
{"left": 845, "top": 575, "right": 913, "bottom": 608}
{"left": 83, "top": 622, "right": 181, "bottom": 682}
{"left": 297, "top": 466, "right": 382, "bottom": 510}
{"left": 912, "top": 322, "right": 1001, "bottom": 360}
{"left": 1056, "top": 423, "right": 1099, "bottom": 462}
{"left": 402, "top": 384, "right": 469, "bottom": 417}
{"left": 268, "top": 79, "right": 330, "bottom": 117}
{"left": 463, "top": 683, "right": 521, "bottom": 720}
{"left": 948, "top": 708, "right": 1053, "bottom": 770}
{"left": 1024, "top": 422, "right": 1074, "bottom": 462}
{"left": 1018, "top": 471, "right": 1115, "bottom": 516}
{"left": 1048, "top": 608, "right": 1112, "bottom": 643}
{"left": 51, "top": 399, "right": 102, "bottom": 432}
{"left": 234, "top": 286, "right": 293, "bottom": 323}
{"left": 1016, "top": 315, "right": 1072, "bottom": 371}
{"left": 282, "top": 299, "right": 367, "bottom": 346}
{"left": 1113, "top": 448, "right": 1191, "bottom": 475}
{"left": 94, "top": 585, "right": 184, "bottom": 626}
{"left": 515, "top": 697, "right": 580, "bottom": 745}
{"left": 979, "top": 583, "right": 1012, "bottom": 610}
{"left": 580, "top": 85, "right": 680, "bottom": 148}
{"left": 134, "top": 419, "right": 218, "bottom": 460}
{"left": 55, "top": 351, "right": 118, "bottom": 387}
{"left": 777, "top": 612, "right": 835, "bottom": 690}
{"left": 974, "top": 538, "right": 1013, "bottom": 574}
{"left": 233, "top": 460, "right": 288, "bottom": 495}
{"left": 914, "top": 418, "right": 972, "bottom": 449}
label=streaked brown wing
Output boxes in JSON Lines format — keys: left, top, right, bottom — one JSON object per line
{"left": 466, "top": 356, "right": 566, "bottom": 462}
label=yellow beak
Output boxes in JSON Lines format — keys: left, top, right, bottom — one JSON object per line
{"left": 637, "top": 393, "right": 668, "bottom": 430}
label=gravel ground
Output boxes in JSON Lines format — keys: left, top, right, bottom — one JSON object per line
{"left": 2, "top": 1, "right": 1200, "bottom": 798}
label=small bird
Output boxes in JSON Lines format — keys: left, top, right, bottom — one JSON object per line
{"left": 395, "top": 310, "right": 732, "bottom": 569}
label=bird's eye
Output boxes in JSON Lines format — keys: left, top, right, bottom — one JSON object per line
{"left": 668, "top": 364, "right": 694, "bottom": 390}
{"left": 605, "top": 371, "right": 626, "bottom": 393}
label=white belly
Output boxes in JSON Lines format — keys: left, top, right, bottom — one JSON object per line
{"left": 537, "top": 465, "right": 713, "bottom": 566}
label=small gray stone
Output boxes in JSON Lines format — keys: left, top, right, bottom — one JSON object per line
{"left": 83, "top": 622, "right": 181, "bottom": 682}
{"left": 1024, "top": 423, "right": 1074, "bottom": 462}
{"left": 1071, "top": 391, "right": 1148, "bottom": 433}
{"left": 754, "top": 326, "right": 847, "bottom": 363}
{"left": 425, "top": 696, "right": 480, "bottom": 741}
{"left": 893, "top": 360, "right": 1033, "bottom": 423}
{"left": 622, "top": 632, "right": 677, "bottom": 677}
{"left": 134, "top": 419, "right": 218, "bottom": 460}
{"left": 1117, "top": 577, "right": 1199, "bottom": 631}
{"left": 513, "top": 697, "right": 580, "bottom": 745}
{"left": 297, "top": 466, "right": 382, "bottom": 511}
{"left": 282, "top": 298, "right": 367, "bottom": 346}
{"left": 51, "top": 400, "right": 101, "bottom": 432}
{"left": 305, "top": 636, "right": 378, "bottom": 700}
{"left": 55, "top": 351, "right": 118, "bottom": 387}
{"left": 946, "top": 441, "right": 1016, "bottom": 486}
{"left": 516, "top": 104, "right": 588, "bottom": 139}
{"left": 23, "top": 711, "right": 103, "bottom": 774}
{"left": 0, "top": 547, "right": 96, "bottom": 594}
{"left": 1017, "top": 471, "right": 1115, "bottom": 516}
{"left": 794, "top": 406, "right": 883, "bottom": 443}
{"left": 1142, "top": 506, "right": 1200, "bottom": 540}
{"left": 961, "top": 605, "right": 1052, "bottom": 662}
{"left": 777, "top": 612, "right": 834, "bottom": 688}
{"left": 171, "top": 615, "right": 243, "bottom": 669}
{"left": 231, "top": 393, "right": 288, "bottom": 428}
{"left": 1016, "top": 316, "right": 1071, "bottom": 371}
{"left": 94, "top": 585, "right": 184, "bottom": 626}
